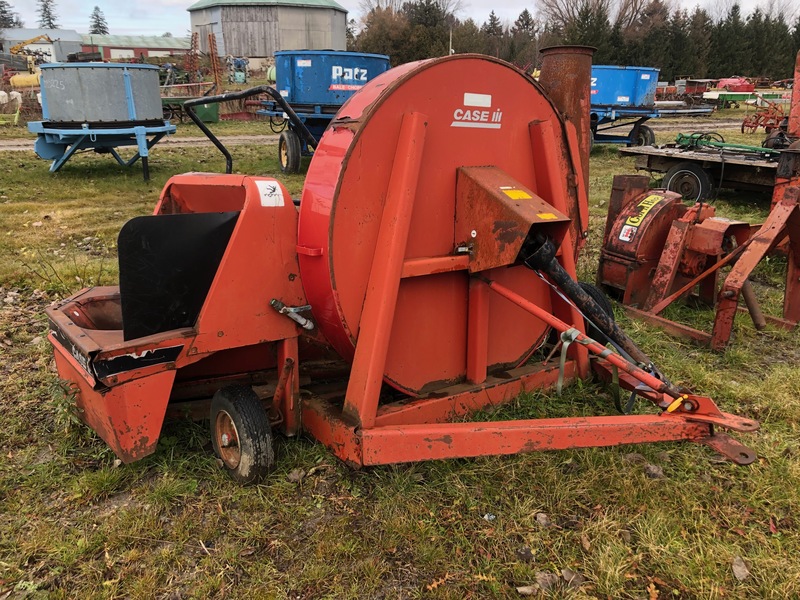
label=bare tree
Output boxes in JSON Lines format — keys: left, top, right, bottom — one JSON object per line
{"left": 762, "top": 0, "right": 799, "bottom": 20}
{"left": 435, "top": 0, "right": 464, "bottom": 17}
{"left": 539, "top": 0, "right": 613, "bottom": 30}
{"left": 358, "top": 0, "right": 404, "bottom": 13}
{"left": 614, "top": 0, "right": 649, "bottom": 29}
{"left": 358, "top": 0, "right": 463, "bottom": 17}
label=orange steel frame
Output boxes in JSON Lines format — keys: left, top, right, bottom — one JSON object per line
{"left": 295, "top": 114, "right": 758, "bottom": 467}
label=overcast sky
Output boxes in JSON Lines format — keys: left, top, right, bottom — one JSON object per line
{"left": 10, "top": 0, "right": 784, "bottom": 37}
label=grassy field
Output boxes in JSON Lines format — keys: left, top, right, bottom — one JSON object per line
{"left": 0, "top": 128, "right": 798, "bottom": 599}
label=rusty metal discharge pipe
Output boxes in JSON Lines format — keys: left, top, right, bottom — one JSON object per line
{"left": 538, "top": 45, "right": 595, "bottom": 195}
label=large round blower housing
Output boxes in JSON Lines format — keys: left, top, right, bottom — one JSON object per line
{"left": 298, "top": 54, "right": 581, "bottom": 395}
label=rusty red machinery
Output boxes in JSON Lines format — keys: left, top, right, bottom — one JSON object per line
{"left": 741, "top": 93, "right": 785, "bottom": 134}
{"left": 599, "top": 51, "right": 800, "bottom": 351}
{"left": 46, "top": 50, "right": 759, "bottom": 483}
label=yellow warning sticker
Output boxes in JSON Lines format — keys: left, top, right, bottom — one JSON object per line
{"left": 625, "top": 194, "right": 663, "bottom": 227}
{"left": 503, "top": 189, "right": 532, "bottom": 200}
{"left": 537, "top": 213, "right": 558, "bottom": 220}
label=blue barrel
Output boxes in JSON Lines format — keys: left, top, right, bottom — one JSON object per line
{"left": 591, "top": 65, "right": 660, "bottom": 107}
{"left": 275, "top": 50, "right": 391, "bottom": 107}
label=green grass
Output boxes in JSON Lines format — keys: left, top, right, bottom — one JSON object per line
{"left": 1, "top": 127, "right": 799, "bottom": 598}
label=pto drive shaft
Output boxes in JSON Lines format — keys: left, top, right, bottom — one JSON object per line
{"left": 514, "top": 236, "right": 684, "bottom": 399}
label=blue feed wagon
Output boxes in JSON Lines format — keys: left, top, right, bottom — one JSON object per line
{"left": 258, "top": 50, "right": 391, "bottom": 173}
{"left": 590, "top": 65, "right": 660, "bottom": 146}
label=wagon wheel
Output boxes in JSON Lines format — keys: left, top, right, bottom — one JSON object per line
{"left": 741, "top": 115, "right": 759, "bottom": 134}
{"left": 663, "top": 162, "right": 714, "bottom": 202}
{"left": 210, "top": 385, "right": 275, "bottom": 484}
{"left": 278, "top": 129, "right": 302, "bottom": 174}
{"left": 631, "top": 124, "right": 656, "bottom": 147}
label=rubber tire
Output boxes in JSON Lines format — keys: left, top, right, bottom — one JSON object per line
{"left": 633, "top": 124, "right": 656, "bottom": 146}
{"left": 210, "top": 385, "right": 275, "bottom": 484}
{"left": 662, "top": 162, "right": 713, "bottom": 202}
{"left": 279, "top": 129, "right": 301, "bottom": 174}
{"left": 579, "top": 281, "right": 615, "bottom": 344}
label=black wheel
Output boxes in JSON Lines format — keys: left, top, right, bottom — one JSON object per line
{"left": 278, "top": 129, "right": 301, "bottom": 174}
{"left": 210, "top": 385, "right": 274, "bottom": 484}
{"left": 662, "top": 162, "right": 713, "bottom": 202}
{"left": 579, "top": 281, "right": 614, "bottom": 344}
{"left": 162, "top": 105, "right": 174, "bottom": 121}
{"left": 632, "top": 124, "right": 656, "bottom": 146}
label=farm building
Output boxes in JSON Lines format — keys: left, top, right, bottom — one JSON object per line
{"left": 0, "top": 28, "right": 82, "bottom": 62}
{"left": 80, "top": 35, "right": 191, "bottom": 60}
{"left": 187, "top": 0, "right": 347, "bottom": 57}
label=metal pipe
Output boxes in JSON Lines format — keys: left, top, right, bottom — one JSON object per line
{"left": 740, "top": 280, "right": 767, "bottom": 330}
{"left": 183, "top": 85, "right": 318, "bottom": 174}
{"left": 538, "top": 45, "right": 595, "bottom": 195}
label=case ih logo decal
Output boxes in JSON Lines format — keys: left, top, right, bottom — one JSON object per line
{"left": 451, "top": 93, "right": 503, "bottom": 129}
{"left": 330, "top": 66, "right": 369, "bottom": 91}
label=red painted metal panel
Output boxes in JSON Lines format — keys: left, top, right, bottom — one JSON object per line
{"left": 298, "top": 55, "right": 581, "bottom": 396}
{"left": 52, "top": 337, "right": 175, "bottom": 462}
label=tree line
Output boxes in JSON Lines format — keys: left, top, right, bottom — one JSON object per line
{"left": 0, "top": 1, "right": 109, "bottom": 36}
{"left": 348, "top": 0, "right": 800, "bottom": 82}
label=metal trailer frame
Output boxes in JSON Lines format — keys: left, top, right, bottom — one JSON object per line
{"left": 618, "top": 144, "right": 779, "bottom": 199}
{"left": 28, "top": 121, "right": 175, "bottom": 180}
{"left": 591, "top": 105, "right": 660, "bottom": 146}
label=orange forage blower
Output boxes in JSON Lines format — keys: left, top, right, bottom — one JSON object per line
{"left": 46, "top": 52, "right": 758, "bottom": 483}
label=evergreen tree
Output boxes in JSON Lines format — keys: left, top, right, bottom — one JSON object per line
{"left": 757, "top": 12, "right": 793, "bottom": 81}
{"left": 709, "top": 4, "right": 749, "bottom": 78}
{"left": 512, "top": 9, "right": 536, "bottom": 38}
{"left": 37, "top": 0, "right": 58, "bottom": 29}
{"left": 403, "top": 0, "right": 449, "bottom": 59}
{"left": 481, "top": 11, "right": 502, "bottom": 38}
{"left": 563, "top": 1, "right": 612, "bottom": 62}
{"left": 481, "top": 11, "right": 503, "bottom": 57}
{"left": 509, "top": 9, "right": 540, "bottom": 67}
{"left": 636, "top": 0, "right": 671, "bottom": 72}
{"left": 451, "top": 18, "right": 485, "bottom": 54}
{"left": 89, "top": 6, "right": 109, "bottom": 35}
{"left": 0, "top": 0, "right": 17, "bottom": 28}
{"left": 664, "top": 10, "right": 692, "bottom": 81}
{"left": 687, "top": 7, "right": 712, "bottom": 77}
{"left": 793, "top": 15, "right": 800, "bottom": 55}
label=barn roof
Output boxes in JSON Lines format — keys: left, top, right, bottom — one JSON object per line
{"left": 80, "top": 35, "right": 192, "bottom": 50}
{"left": 2, "top": 28, "right": 83, "bottom": 43}
{"left": 187, "top": 0, "right": 347, "bottom": 13}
